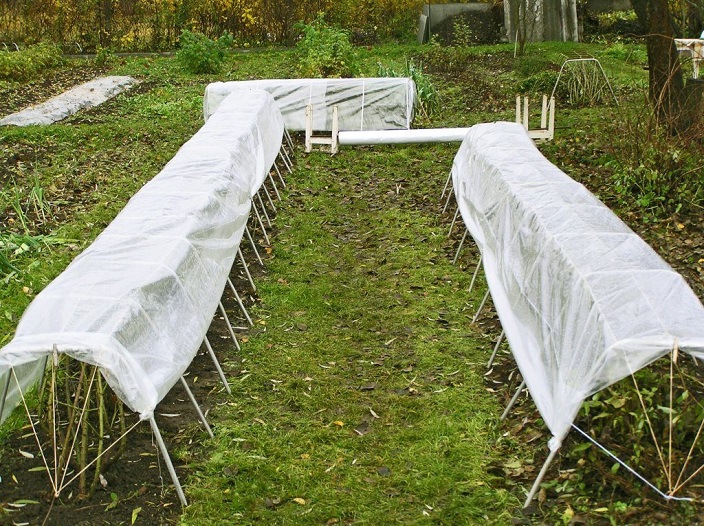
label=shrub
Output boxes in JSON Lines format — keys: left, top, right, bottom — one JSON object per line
{"left": 0, "top": 43, "right": 64, "bottom": 81}
{"left": 176, "top": 30, "right": 233, "bottom": 74}
{"left": 295, "top": 15, "right": 358, "bottom": 78}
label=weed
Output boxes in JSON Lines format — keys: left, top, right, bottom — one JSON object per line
{"left": 176, "top": 30, "right": 234, "bottom": 74}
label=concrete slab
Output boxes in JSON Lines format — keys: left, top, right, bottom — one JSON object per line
{"left": 0, "top": 76, "right": 137, "bottom": 126}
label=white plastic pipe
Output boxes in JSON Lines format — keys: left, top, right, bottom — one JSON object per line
{"left": 338, "top": 128, "right": 472, "bottom": 146}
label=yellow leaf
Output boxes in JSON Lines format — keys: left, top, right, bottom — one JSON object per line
{"left": 333, "top": 421, "right": 344, "bottom": 427}
{"left": 300, "top": 453, "right": 310, "bottom": 459}
{"left": 293, "top": 497, "right": 306, "bottom": 505}
{"left": 594, "top": 507, "right": 609, "bottom": 513}
{"left": 677, "top": 223, "right": 685, "bottom": 230}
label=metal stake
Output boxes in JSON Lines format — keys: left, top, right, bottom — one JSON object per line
{"left": 501, "top": 379, "right": 526, "bottom": 421}
{"left": 149, "top": 415, "right": 188, "bottom": 507}
{"left": 238, "top": 248, "right": 257, "bottom": 292}
{"left": 487, "top": 330, "right": 505, "bottom": 369}
{"left": 256, "top": 192, "right": 272, "bottom": 227}
{"left": 218, "top": 301, "right": 241, "bottom": 351}
{"left": 452, "top": 229, "right": 468, "bottom": 265}
{"left": 442, "top": 186, "right": 454, "bottom": 213}
{"left": 280, "top": 145, "right": 293, "bottom": 173}
{"left": 440, "top": 170, "right": 452, "bottom": 200}
{"left": 227, "top": 277, "right": 254, "bottom": 326}
{"left": 278, "top": 150, "right": 292, "bottom": 174}
{"left": 204, "top": 337, "right": 231, "bottom": 395}
{"left": 268, "top": 172, "right": 282, "bottom": 201}
{"left": 180, "top": 377, "right": 214, "bottom": 438}
{"left": 0, "top": 370, "right": 12, "bottom": 421}
{"left": 262, "top": 182, "right": 277, "bottom": 213}
{"left": 274, "top": 162, "right": 287, "bottom": 189}
{"left": 448, "top": 208, "right": 459, "bottom": 237}
{"left": 524, "top": 446, "right": 560, "bottom": 508}
{"left": 245, "top": 226, "right": 264, "bottom": 266}
{"left": 284, "top": 129, "right": 294, "bottom": 152}
{"left": 251, "top": 200, "right": 270, "bottom": 245}
{"left": 469, "top": 254, "right": 483, "bottom": 294}
{"left": 471, "top": 288, "right": 491, "bottom": 324}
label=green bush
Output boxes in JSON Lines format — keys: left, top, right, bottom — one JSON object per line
{"left": 0, "top": 43, "right": 64, "bottom": 81}
{"left": 176, "top": 30, "right": 233, "bottom": 74}
{"left": 295, "top": 15, "right": 358, "bottom": 78}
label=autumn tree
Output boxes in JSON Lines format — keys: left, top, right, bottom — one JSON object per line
{"left": 631, "top": 0, "right": 688, "bottom": 131}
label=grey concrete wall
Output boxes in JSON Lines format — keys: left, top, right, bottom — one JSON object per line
{"left": 422, "top": 3, "right": 493, "bottom": 31}
{"left": 418, "top": 3, "right": 497, "bottom": 44}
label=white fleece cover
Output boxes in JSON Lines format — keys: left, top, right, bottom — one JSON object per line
{"left": 203, "top": 77, "right": 416, "bottom": 131}
{"left": 0, "top": 89, "right": 283, "bottom": 421}
{"left": 0, "top": 76, "right": 136, "bottom": 126}
{"left": 452, "top": 122, "right": 704, "bottom": 448}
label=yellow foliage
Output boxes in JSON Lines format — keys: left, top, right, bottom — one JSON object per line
{"left": 0, "top": 0, "right": 426, "bottom": 51}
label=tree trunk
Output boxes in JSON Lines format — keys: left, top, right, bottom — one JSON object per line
{"left": 632, "top": 0, "right": 687, "bottom": 132}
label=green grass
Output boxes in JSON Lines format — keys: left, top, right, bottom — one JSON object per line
{"left": 182, "top": 145, "right": 517, "bottom": 524}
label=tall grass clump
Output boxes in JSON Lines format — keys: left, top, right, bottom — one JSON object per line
{"left": 377, "top": 59, "right": 438, "bottom": 118}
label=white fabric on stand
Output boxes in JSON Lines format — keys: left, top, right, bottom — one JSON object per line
{"left": 0, "top": 89, "right": 284, "bottom": 421}
{"left": 203, "top": 78, "right": 416, "bottom": 131}
{"left": 452, "top": 122, "right": 704, "bottom": 447}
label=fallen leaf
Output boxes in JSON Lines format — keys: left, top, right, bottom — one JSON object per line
{"left": 293, "top": 497, "right": 306, "bottom": 505}
{"left": 332, "top": 421, "right": 344, "bottom": 427}
{"left": 377, "top": 466, "right": 391, "bottom": 476}
{"left": 131, "top": 506, "right": 142, "bottom": 524}
{"left": 18, "top": 449, "right": 34, "bottom": 459}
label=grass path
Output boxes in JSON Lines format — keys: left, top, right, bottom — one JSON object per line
{"left": 183, "top": 144, "right": 518, "bottom": 524}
